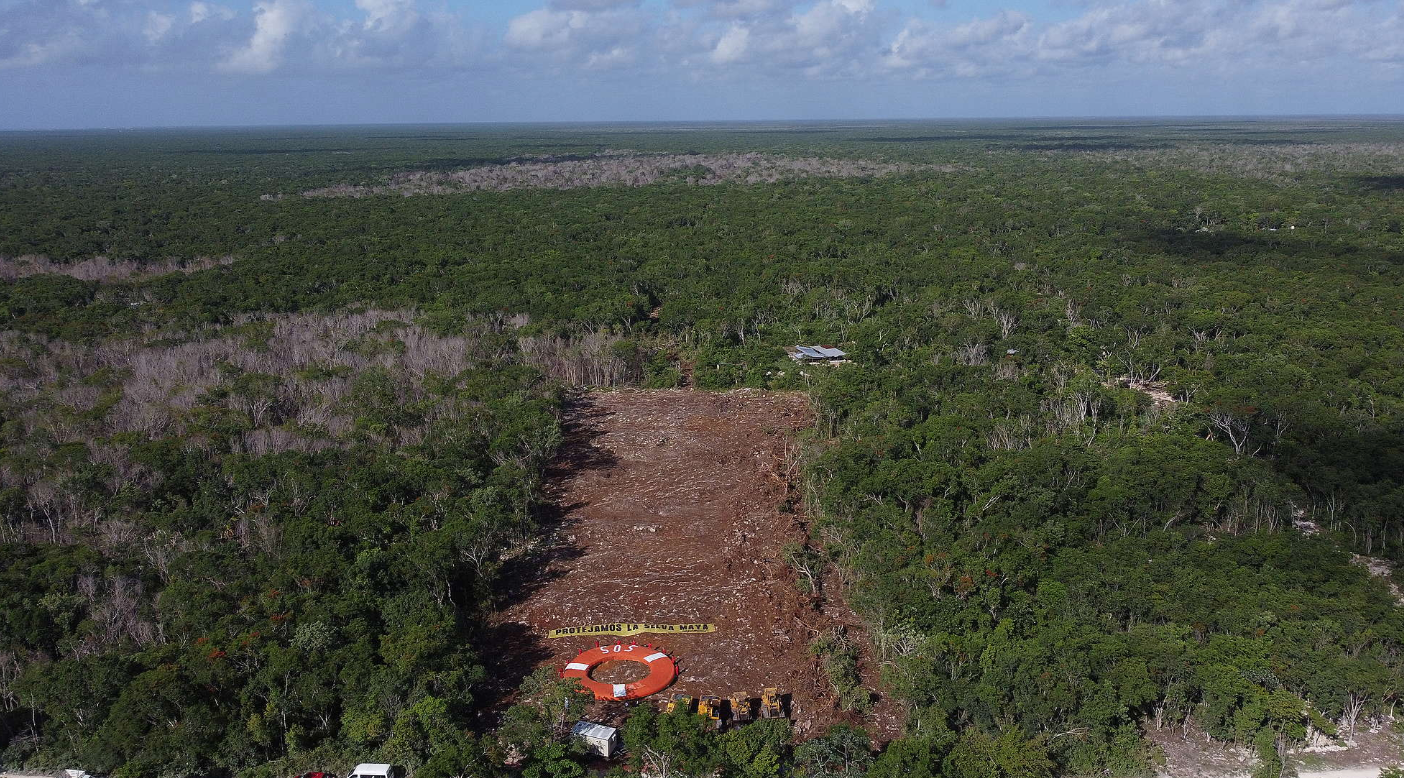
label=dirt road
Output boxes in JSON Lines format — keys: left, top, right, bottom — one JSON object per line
{"left": 491, "top": 389, "right": 901, "bottom": 738}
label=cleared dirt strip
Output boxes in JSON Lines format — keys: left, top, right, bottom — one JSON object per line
{"left": 490, "top": 388, "right": 902, "bottom": 739}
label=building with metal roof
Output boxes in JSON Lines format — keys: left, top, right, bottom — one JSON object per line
{"left": 572, "top": 721, "right": 620, "bottom": 758}
{"left": 789, "top": 345, "right": 848, "bottom": 362}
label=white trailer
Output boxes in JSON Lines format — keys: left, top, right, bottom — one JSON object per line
{"left": 571, "top": 721, "right": 620, "bottom": 758}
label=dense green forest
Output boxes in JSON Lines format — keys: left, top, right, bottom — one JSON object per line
{"left": 2, "top": 119, "right": 1403, "bottom": 778}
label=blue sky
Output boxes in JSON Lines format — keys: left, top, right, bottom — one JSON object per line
{"left": 1, "top": 0, "right": 1401, "bottom": 129}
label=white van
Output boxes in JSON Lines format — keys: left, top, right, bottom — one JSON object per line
{"left": 346, "top": 764, "right": 403, "bottom": 778}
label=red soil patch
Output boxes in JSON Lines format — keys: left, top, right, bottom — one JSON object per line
{"left": 494, "top": 388, "right": 903, "bottom": 740}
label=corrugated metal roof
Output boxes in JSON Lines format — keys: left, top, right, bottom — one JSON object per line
{"left": 814, "top": 347, "right": 846, "bottom": 358}
{"left": 572, "top": 721, "right": 617, "bottom": 741}
{"left": 796, "top": 346, "right": 824, "bottom": 358}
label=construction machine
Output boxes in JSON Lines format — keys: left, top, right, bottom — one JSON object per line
{"left": 760, "top": 687, "right": 783, "bottom": 719}
{"left": 698, "top": 695, "right": 722, "bottom": 730}
{"left": 728, "top": 692, "right": 753, "bottom": 725}
{"left": 666, "top": 693, "right": 693, "bottom": 714}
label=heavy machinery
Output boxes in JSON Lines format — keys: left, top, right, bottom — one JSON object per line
{"left": 698, "top": 695, "right": 722, "bottom": 729}
{"left": 728, "top": 692, "right": 753, "bottom": 725}
{"left": 666, "top": 693, "right": 693, "bottom": 714}
{"left": 760, "top": 687, "right": 783, "bottom": 719}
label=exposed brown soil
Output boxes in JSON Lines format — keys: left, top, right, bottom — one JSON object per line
{"left": 486, "top": 388, "right": 904, "bottom": 740}
{"left": 1351, "top": 554, "right": 1404, "bottom": 605}
{"left": 1290, "top": 720, "right": 1404, "bottom": 775}
{"left": 1106, "top": 376, "right": 1178, "bottom": 409}
{"left": 1149, "top": 718, "right": 1404, "bottom": 778}
{"left": 1147, "top": 723, "right": 1256, "bottom": 778}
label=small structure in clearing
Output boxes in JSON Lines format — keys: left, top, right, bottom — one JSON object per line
{"left": 572, "top": 721, "right": 620, "bottom": 758}
{"left": 789, "top": 345, "right": 849, "bottom": 364}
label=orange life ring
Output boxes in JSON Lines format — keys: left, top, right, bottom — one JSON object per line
{"left": 561, "top": 643, "right": 678, "bottom": 701}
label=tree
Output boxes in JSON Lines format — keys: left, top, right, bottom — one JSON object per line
{"left": 795, "top": 724, "right": 873, "bottom": 778}
{"left": 943, "top": 730, "right": 1053, "bottom": 778}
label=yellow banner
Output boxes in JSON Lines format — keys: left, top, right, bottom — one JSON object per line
{"left": 547, "top": 623, "right": 716, "bottom": 639}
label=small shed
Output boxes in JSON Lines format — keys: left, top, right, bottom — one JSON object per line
{"left": 572, "top": 720, "right": 620, "bottom": 758}
{"left": 789, "top": 345, "right": 848, "bottom": 363}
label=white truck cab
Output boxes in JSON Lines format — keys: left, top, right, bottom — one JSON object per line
{"left": 346, "top": 764, "right": 402, "bottom": 778}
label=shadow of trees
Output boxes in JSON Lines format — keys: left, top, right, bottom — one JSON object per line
{"left": 1358, "top": 175, "right": 1404, "bottom": 192}
{"left": 473, "top": 390, "right": 619, "bottom": 717}
{"left": 1131, "top": 227, "right": 1404, "bottom": 269}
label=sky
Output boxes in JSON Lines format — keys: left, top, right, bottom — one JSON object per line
{"left": 0, "top": 0, "right": 1401, "bottom": 129}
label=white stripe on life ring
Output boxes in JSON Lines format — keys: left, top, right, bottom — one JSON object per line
{"left": 612, "top": 684, "right": 627, "bottom": 698}
{"left": 566, "top": 662, "right": 590, "bottom": 671}
{"left": 644, "top": 652, "right": 668, "bottom": 662}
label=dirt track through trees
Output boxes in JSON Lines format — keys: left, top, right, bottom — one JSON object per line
{"left": 494, "top": 389, "right": 901, "bottom": 738}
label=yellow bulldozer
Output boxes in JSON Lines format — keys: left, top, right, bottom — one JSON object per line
{"left": 760, "top": 687, "right": 784, "bottom": 719}
{"left": 698, "top": 695, "right": 722, "bottom": 730}
{"left": 728, "top": 692, "right": 753, "bottom": 725}
{"left": 666, "top": 693, "right": 693, "bottom": 714}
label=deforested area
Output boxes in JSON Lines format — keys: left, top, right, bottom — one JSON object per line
{"left": 492, "top": 389, "right": 903, "bottom": 740}
{"left": 1080, "top": 142, "right": 1404, "bottom": 184}
{"left": 0, "top": 255, "right": 235, "bottom": 283}
{"left": 1, "top": 119, "right": 1403, "bottom": 778}
{"left": 298, "top": 152, "right": 945, "bottom": 198}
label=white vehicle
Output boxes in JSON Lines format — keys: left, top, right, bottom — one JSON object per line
{"left": 346, "top": 764, "right": 402, "bottom": 778}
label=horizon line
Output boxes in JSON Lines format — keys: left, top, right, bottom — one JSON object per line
{"left": 4, "top": 113, "right": 1404, "bottom": 134}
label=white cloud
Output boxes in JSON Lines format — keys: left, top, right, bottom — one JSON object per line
{"left": 883, "top": 11, "right": 1033, "bottom": 76}
{"left": 219, "top": 0, "right": 307, "bottom": 74}
{"left": 190, "top": 2, "right": 235, "bottom": 25}
{"left": 0, "top": 35, "right": 80, "bottom": 70}
{"left": 1036, "top": 1, "right": 1223, "bottom": 65}
{"left": 711, "top": 22, "right": 749, "bottom": 62}
{"left": 673, "top": 0, "right": 797, "bottom": 20}
{"left": 144, "top": 12, "right": 175, "bottom": 44}
{"left": 505, "top": 8, "right": 582, "bottom": 49}
{"left": 0, "top": 0, "right": 1398, "bottom": 97}
{"left": 877, "top": 0, "right": 1404, "bottom": 80}
{"left": 792, "top": 1, "right": 856, "bottom": 46}
{"left": 833, "top": 0, "right": 874, "bottom": 13}
{"left": 503, "top": 4, "right": 647, "bottom": 71}
{"left": 584, "top": 44, "right": 635, "bottom": 68}
{"left": 552, "top": 0, "right": 642, "bottom": 9}
{"left": 356, "top": 0, "right": 417, "bottom": 34}
{"left": 679, "top": 0, "right": 884, "bottom": 75}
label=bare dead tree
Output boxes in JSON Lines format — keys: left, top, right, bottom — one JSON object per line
{"left": 1063, "top": 298, "right": 1084, "bottom": 327}
{"left": 0, "top": 254, "right": 234, "bottom": 282}
{"left": 955, "top": 342, "right": 989, "bottom": 366}
{"left": 994, "top": 308, "right": 1019, "bottom": 339}
{"left": 1208, "top": 408, "right": 1260, "bottom": 457}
